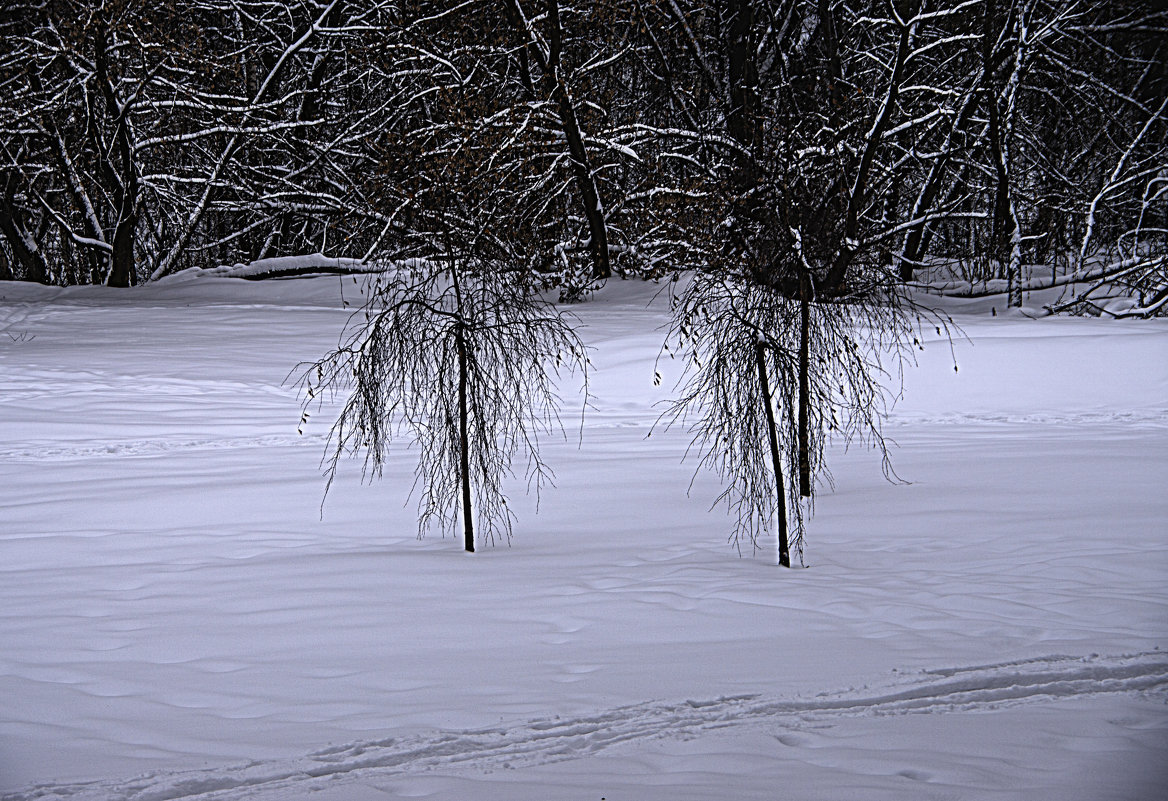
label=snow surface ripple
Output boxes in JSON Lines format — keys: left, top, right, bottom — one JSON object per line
{"left": 6, "top": 651, "right": 1165, "bottom": 801}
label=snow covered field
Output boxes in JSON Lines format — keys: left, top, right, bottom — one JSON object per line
{"left": 1, "top": 276, "right": 1166, "bottom": 800}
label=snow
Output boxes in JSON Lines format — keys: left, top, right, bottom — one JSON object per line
{"left": 1, "top": 276, "right": 1166, "bottom": 800}
{"left": 171, "top": 253, "right": 380, "bottom": 280}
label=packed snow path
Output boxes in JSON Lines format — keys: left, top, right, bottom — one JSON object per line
{"left": 4, "top": 652, "right": 1165, "bottom": 801}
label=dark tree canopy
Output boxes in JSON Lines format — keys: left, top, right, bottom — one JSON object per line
{"left": 0, "top": 0, "right": 1162, "bottom": 299}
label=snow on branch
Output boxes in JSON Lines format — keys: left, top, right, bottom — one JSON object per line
{"left": 182, "top": 254, "right": 427, "bottom": 280}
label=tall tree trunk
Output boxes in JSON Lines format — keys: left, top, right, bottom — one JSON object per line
{"left": 551, "top": 80, "right": 611, "bottom": 280}
{"left": 797, "top": 271, "right": 812, "bottom": 497}
{"left": 900, "top": 81, "right": 982, "bottom": 280}
{"left": 107, "top": 136, "right": 138, "bottom": 287}
{"left": 824, "top": 6, "right": 917, "bottom": 293}
{"left": 94, "top": 18, "right": 138, "bottom": 287}
{"left": 987, "top": 93, "right": 1013, "bottom": 274}
{"left": 818, "top": 0, "right": 844, "bottom": 112}
{"left": 506, "top": 0, "right": 610, "bottom": 281}
{"left": 725, "top": 0, "right": 759, "bottom": 167}
{"left": 984, "top": 0, "right": 1026, "bottom": 306}
{"left": 456, "top": 324, "right": 474, "bottom": 553}
{"left": 918, "top": 164, "right": 973, "bottom": 262}
{"left": 725, "top": 0, "right": 767, "bottom": 284}
{"left": 108, "top": 200, "right": 136, "bottom": 288}
{"left": 1002, "top": 1, "right": 1029, "bottom": 309}
{"left": 0, "top": 176, "right": 51, "bottom": 283}
{"left": 545, "top": 0, "right": 610, "bottom": 280}
{"left": 756, "top": 342, "right": 791, "bottom": 568}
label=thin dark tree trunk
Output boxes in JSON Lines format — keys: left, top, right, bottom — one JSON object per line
{"left": 94, "top": 18, "right": 138, "bottom": 287}
{"left": 725, "top": 0, "right": 758, "bottom": 167}
{"left": 987, "top": 103, "right": 1012, "bottom": 273}
{"left": 109, "top": 181, "right": 137, "bottom": 287}
{"left": 922, "top": 164, "right": 974, "bottom": 261}
{"left": 551, "top": 81, "right": 610, "bottom": 280}
{"left": 545, "top": 0, "right": 610, "bottom": 280}
{"left": 906, "top": 163, "right": 972, "bottom": 275}
{"left": 505, "top": 0, "right": 610, "bottom": 281}
{"left": 983, "top": 0, "right": 1013, "bottom": 276}
{"left": 900, "top": 87, "right": 980, "bottom": 279}
{"left": 756, "top": 342, "right": 791, "bottom": 568}
{"left": 823, "top": 6, "right": 916, "bottom": 293}
{"left": 0, "top": 176, "right": 51, "bottom": 283}
{"left": 797, "top": 271, "right": 811, "bottom": 497}
{"left": 818, "top": 0, "right": 843, "bottom": 111}
{"left": 725, "top": 0, "right": 769, "bottom": 284}
{"left": 455, "top": 324, "right": 474, "bottom": 552}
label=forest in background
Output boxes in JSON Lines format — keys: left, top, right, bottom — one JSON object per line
{"left": 0, "top": 0, "right": 1164, "bottom": 313}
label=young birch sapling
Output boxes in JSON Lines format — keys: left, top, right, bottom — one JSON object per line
{"left": 657, "top": 270, "right": 919, "bottom": 566}
{"left": 300, "top": 264, "right": 587, "bottom": 551}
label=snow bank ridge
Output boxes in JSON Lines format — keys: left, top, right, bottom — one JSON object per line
{"left": 0, "top": 433, "right": 324, "bottom": 462}
{"left": 6, "top": 652, "right": 1164, "bottom": 801}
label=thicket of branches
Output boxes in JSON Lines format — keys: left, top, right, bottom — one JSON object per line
{"left": 0, "top": 1, "right": 1162, "bottom": 304}
{"left": 299, "top": 257, "right": 587, "bottom": 550}
{"left": 657, "top": 270, "right": 926, "bottom": 565}
{"left": 0, "top": 0, "right": 399, "bottom": 285}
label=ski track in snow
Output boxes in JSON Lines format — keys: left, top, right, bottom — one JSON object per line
{"left": 0, "top": 302, "right": 50, "bottom": 338}
{"left": 6, "top": 652, "right": 1165, "bottom": 801}
{"left": 885, "top": 410, "right": 1168, "bottom": 428}
{"left": 2, "top": 411, "right": 1163, "bottom": 462}
{"left": 0, "top": 433, "right": 325, "bottom": 462}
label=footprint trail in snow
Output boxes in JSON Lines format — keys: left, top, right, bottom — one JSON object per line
{"left": 7, "top": 651, "right": 1165, "bottom": 801}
